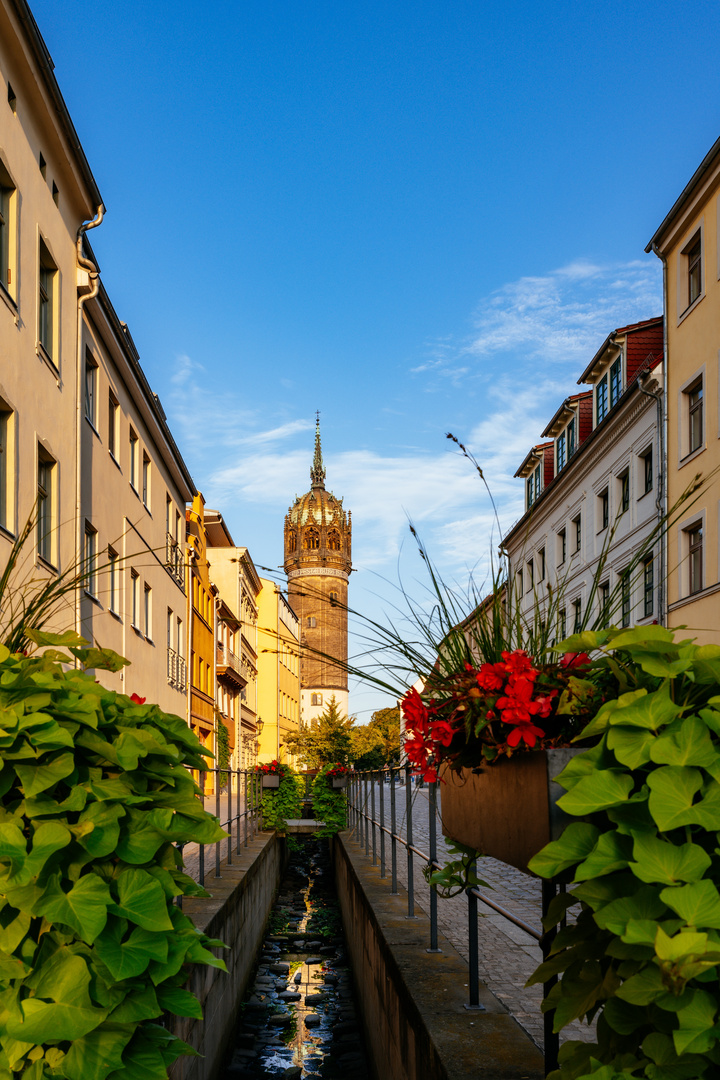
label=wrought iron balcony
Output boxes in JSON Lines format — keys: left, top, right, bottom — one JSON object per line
{"left": 165, "top": 533, "right": 185, "bottom": 589}
{"left": 167, "top": 647, "right": 187, "bottom": 692}
{"left": 217, "top": 644, "right": 244, "bottom": 685}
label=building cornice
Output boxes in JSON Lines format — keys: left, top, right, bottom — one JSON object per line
{"left": 287, "top": 567, "right": 349, "bottom": 582}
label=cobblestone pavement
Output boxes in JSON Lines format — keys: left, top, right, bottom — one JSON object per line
{"left": 349, "top": 780, "right": 596, "bottom": 1053}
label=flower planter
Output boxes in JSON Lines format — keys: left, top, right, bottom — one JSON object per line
{"left": 439, "top": 748, "right": 581, "bottom": 874}
{"left": 262, "top": 774, "right": 280, "bottom": 789}
{"left": 331, "top": 777, "right": 348, "bottom": 789}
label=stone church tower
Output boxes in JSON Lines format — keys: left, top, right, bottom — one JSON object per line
{"left": 284, "top": 418, "right": 352, "bottom": 726}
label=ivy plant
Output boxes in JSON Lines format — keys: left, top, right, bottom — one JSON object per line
{"left": 0, "top": 631, "right": 227, "bottom": 1080}
{"left": 528, "top": 626, "right": 720, "bottom": 1080}
{"left": 259, "top": 765, "right": 303, "bottom": 833}
{"left": 310, "top": 765, "right": 347, "bottom": 836}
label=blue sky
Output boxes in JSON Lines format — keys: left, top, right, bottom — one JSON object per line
{"left": 30, "top": 0, "right": 719, "bottom": 718}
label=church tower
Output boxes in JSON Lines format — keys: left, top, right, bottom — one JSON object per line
{"left": 284, "top": 417, "right": 352, "bottom": 725}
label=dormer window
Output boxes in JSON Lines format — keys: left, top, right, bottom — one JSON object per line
{"left": 609, "top": 357, "right": 622, "bottom": 408}
{"left": 526, "top": 463, "right": 542, "bottom": 509}
{"left": 596, "top": 375, "right": 608, "bottom": 424}
{"left": 557, "top": 430, "right": 567, "bottom": 472}
{"left": 567, "top": 418, "right": 576, "bottom": 459}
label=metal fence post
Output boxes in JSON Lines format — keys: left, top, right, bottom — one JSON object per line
{"left": 198, "top": 768, "right": 205, "bottom": 886}
{"left": 236, "top": 766, "right": 241, "bottom": 855}
{"left": 226, "top": 769, "right": 232, "bottom": 866}
{"left": 390, "top": 768, "right": 398, "bottom": 894}
{"left": 371, "top": 771, "right": 377, "bottom": 866}
{"left": 465, "top": 861, "right": 485, "bottom": 1011}
{"left": 427, "top": 780, "right": 441, "bottom": 952}
{"left": 215, "top": 768, "right": 221, "bottom": 877}
{"left": 379, "top": 769, "right": 386, "bottom": 878}
{"left": 405, "top": 763, "right": 414, "bottom": 918}
{"left": 364, "top": 775, "right": 370, "bottom": 857}
{"left": 542, "top": 878, "right": 560, "bottom": 1074}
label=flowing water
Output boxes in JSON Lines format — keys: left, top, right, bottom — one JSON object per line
{"left": 218, "top": 838, "right": 370, "bottom": 1079}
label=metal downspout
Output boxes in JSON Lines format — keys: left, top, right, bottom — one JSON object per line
{"left": 75, "top": 206, "right": 105, "bottom": 644}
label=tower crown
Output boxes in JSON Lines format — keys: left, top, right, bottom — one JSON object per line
{"left": 310, "top": 413, "right": 326, "bottom": 489}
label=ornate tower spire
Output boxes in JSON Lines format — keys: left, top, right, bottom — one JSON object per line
{"left": 310, "top": 411, "right": 326, "bottom": 489}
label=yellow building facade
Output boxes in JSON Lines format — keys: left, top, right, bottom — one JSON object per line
{"left": 647, "top": 137, "right": 720, "bottom": 640}
{"left": 257, "top": 578, "right": 301, "bottom": 765}
{"left": 186, "top": 494, "right": 216, "bottom": 754}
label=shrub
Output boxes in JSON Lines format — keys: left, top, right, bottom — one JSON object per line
{"left": 0, "top": 631, "right": 227, "bottom": 1080}
{"left": 258, "top": 764, "right": 303, "bottom": 832}
{"left": 310, "top": 765, "right": 347, "bottom": 836}
{"left": 528, "top": 626, "right": 720, "bottom": 1080}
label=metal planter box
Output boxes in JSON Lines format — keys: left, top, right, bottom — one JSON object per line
{"left": 439, "top": 748, "right": 580, "bottom": 874}
{"left": 331, "top": 777, "right": 348, "bottom": 789}
{"left": 262, "top": 774, "right": 280, "bottom": 789}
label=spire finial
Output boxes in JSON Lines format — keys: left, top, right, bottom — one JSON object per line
{"left": 310, "top": 411, "right": 326, "bottom": 488}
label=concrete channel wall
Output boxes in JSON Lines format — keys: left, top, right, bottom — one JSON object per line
{"left": 333, "top": 831, "right": 544, "bottom": 1080}
{"left": 169, "top": 831, "right": 285, "bottom": 1080}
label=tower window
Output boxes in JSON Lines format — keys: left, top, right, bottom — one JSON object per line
{"left": 328, "top": 529, "right": 341, "bottom": 551}
{"left": 307, "top": 616, "right": 317, "bottom": 628}
{"left": 329, "top": 591, "right": 338, "bottom": 605}
{"left": 311, "top": 693, "right": 323, "bottom": 706}
{"left": 304, "top": 527, "right": 319, "bottom": 550}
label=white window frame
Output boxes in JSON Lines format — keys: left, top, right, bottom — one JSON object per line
{"left": 0, "top": 158, "right": 17, "bottom": 302}
{"left": 108, "top": 547, "right": 120, "bottom": 615}
{"left": 0, "top": 400, "right": 15, "bottom": 534}
{"left": 677, "top": 220, "right": 705, "bottom": 324}
{"left": 38, "top": 236, "right": 58, "bottom": 365}
{"left": 142, "top": 452, "right": 150, "bottom": 509}
{"left": 85, "top": 349, "right": 98, "bottom": 429}
{"left": 108, "top": 391, "right": 119, "bottom": 461}
{"left": 677, "top": 366, "right": 706, "bottom": 467}
{"left": 676, "top": 509, "right": 706, "bottom": 600}
{"left": 129, "top": 428, "right": 139, "bottom": 490}
{"left": 84, "top": 523, "right": 97, "bottom": 597}
{"left": 37, "top": 445, "right": 56, "bottom": 567}
{"left": 131, "top": 569, "right": 140, "bottom": 629}
{"left": 143, "top": 583, "right": 152, "bottom": 640}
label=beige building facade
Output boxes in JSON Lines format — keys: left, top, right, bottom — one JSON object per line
{"left": 257, "top": 578, "right": 301, "bottom": 765}
{"left": 647, "top": 138, "right": 720, "bottom": 641}
{"left": 0, "top": 0, "right": 195, "bottom": 712}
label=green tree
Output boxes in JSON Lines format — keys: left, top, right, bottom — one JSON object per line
{"left": 285, "top": 695, "right": 354, "bottom": 768}
{"left": 350, "top": 724, "right": 385, "bottom": 770}
{"left": 369, "top": 706, "right": 401, "bottom": 765}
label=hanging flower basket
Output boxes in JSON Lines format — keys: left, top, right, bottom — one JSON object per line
{"left": 262, "top": 774, "right": 280, "bottom": 789}
{"left": 331, "top": 776, "right": 348, "bottom": 789}
{"left": 440, "top": 748, "right": 581, "bottom": 874}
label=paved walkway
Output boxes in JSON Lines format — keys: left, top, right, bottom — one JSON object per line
{"left": 350, "top": 780, "right": 595, "bottom": 1053}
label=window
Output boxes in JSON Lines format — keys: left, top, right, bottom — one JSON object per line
{"left": 327, "top": 529, "right": 341, "bottom": 551}
{"left": 598, "top": 582, "right": 610, "bottom": 627}
{"left": 609, "top": 358, "right": 622, "bottom": 408}
{"left": 569, "top": 600, "right": 582, "bottom": 630}
{"left": 687, "top": 524, "right": 703, "bottom": 595}
{"left": 7, "top": 83, "right": 16, "bottom": 112}
{"left": 559, "top": 609, "right": 567, "bottom": 639}
{"left": 558, "top": 528, "right": 566, "bottom": 565}
{"left": 143, "top": 584, "right": 152, "bottom": 639}
{"left": 52, "top": 182, "right": 59, "bottom": 207}
{"left": 0, "top": 163, "right": 16, "bottom": 297}
{"left": 307, "top": 616, "right": 317, "bottom": 628}
{"left": 0, "top": 404, "right": 11, "bottom": 532}
{"left": 642, "top": 447, "right": 653, "bottom": 495}
{"left": 538, "top": 548, "right": 545, "bottom": 581}
{"left": 573, "top": 515, "right": 581, "bottom": 553}
{"left": 686, "top": 232, "right": 702, "bottom": 308}
{"left": 643, "top": 558, "right": 654, "bottom": 618}
{"left": 567, "top": 418, "right": 576, "bottom": 459}
{"left": 599, "top": 489, "right": 609, "bottom": 531}
{"left": 84, "top": 524, "right": 97, "bottom": 597}
{"left": 166, "top": 494, "right": 172, "bottom": 535}
{"left": 37, "top": 447, "right": 55, "bottom": 565}
{"left": 39, "top": 152, "right": 46, "bottom": 179}
{"left": 304, "top": 528, "right": 320, "bottom": 550}
{"left": 84, "top": 350, "right": 97, "bottom": 427}
{"left": 527, "top": 559, "right": 534, "bottom": 590}
{"left": 311, "top": 693, "right": 323, "bottom": 707}
{"left": 687, "top": 380, "right": 704, "bottom": 455}
{"left": 129, "top": 429, "right": 138, "bottom": 489}
{"left": 619, "top": 471, "right": 630, "bottom": 514}
{"left": 38, "top": 239, "right": 57, "bottom": 361}
{"left": 108, "top": 547, "right": 119, "bottom": 614}
{"left": 620, "top": 572, "right": 630, "bottom": 628}
{"left": 108, "top": 393, "right": 119, "bottom": 459}
{"left": 131, "top": 570, "right": 140, "bottom": 628}
{"left": 516, "top": 568, "right": 523, "bottom": 597}
{"left": 142, "top": 453, "right": 150, "bottom": 508}
{"left": 556, "top": 431, "right": 566, "bottom": 472}
{"left": 329, "top": 590, "right": 338, "bottom": 605}
{"left": 596, "top": 375, "right": 608, "bottom": 425}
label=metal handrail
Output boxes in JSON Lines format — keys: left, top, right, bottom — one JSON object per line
{"left": 347, "top": 765, "right": 545, "bottom": 1022}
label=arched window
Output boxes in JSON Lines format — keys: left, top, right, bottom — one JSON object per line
{"left": 311, "top": 693, "right": 323, "bottom": 706}
{"left": 329, "top": 590, "right": 338, "bottom": 606}
{"left": 327, "top": 529, "right": 341, "bottom": 551}
{"left": 307, "top": 616, "right": 317, "bottom": 628}
{"left": 287, "top": 531, "right": 296, "bottom": 552}
{"left": 304, "top": 528, "right": 320, "bottom": 550}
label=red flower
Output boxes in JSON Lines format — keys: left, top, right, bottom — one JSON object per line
{"left": 560, "top": 652, "right": 591, "bottom": 669}
{"left": 476, "top": 663, "right": 505, "bottom": 692}
{"left": 506, "top": 721, "right": 546, "bottom": 748}
{"left": 130, "top": 693, "right": 146, "bottom": 704}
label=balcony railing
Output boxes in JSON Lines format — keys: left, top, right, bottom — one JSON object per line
{"left": 217, "top": 643, "right": 243, "bottom": 681}
{"left": 167, "top": 647, "right": 187, "bottom": 692}
{"left": 165, "top": 533, "right": 185, "bottom": 589}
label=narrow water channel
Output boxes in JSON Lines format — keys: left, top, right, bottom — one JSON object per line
{"left": 218, "top": 838, "right": 370, "bottom": 1079}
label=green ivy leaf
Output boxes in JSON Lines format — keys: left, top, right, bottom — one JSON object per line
{"left": 156, "top": 987, "right": 203, "bottom": 1019}
{"left": 527, "top": 822, "right": 600, "bottom": 878}
{"left": 660, "top": 881, "right": 720, "bottom": 929}
{"left": 109, "top": 869, "right": 173, "bottom": 932}
{"left": 650, "top": 716, "right": 720, "bottom": 770}
{"left": 615, "top": 963, "right": 666, "bottom": 1005}
{"left": 62, "top": 1025, "right": 135, "bottom": 1080}
{"left": 7, "top": 1000, "right": 110, "bottom": 1043}
{"left": 594, "top": 884, "right": 668, "bottom": 935}
{"left": 15, "top": 752, "right": 75, "bottom": 797}
{"left": 607, "top": 684, "right": 683, "bottom": 731}
{"left": 108, "top": 987, "right": 161, "bottom": 1023}
{"left": 575, "top": 832, "right": 632, "bottom": 881}
{"left": 95, "top": 921, "right": 168, "bottom": 980}
{"left": 34, "top": 872, "right": 112, "bottom": 943}
{"left": 631, "top": 835, "right": 712, "bottom": 886}
{"left": 557, "top": 770, "right": 635, "bottom": 816}
{"left": 673, "top": 990, "right": 718, "bottom": 1055}
{"left": 647, "top": 767, "right": 704, "bottom": 831}
{"left": 607, "top": 725, "right": 657, "bottom": 769}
